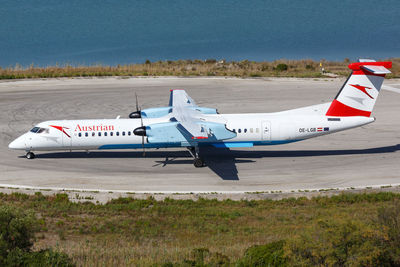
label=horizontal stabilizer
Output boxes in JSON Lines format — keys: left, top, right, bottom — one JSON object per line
{"left": 360, "top": 65, "right": 391, "bottom": 75}
{"left": 348, "top": 61, "right": 392, "bottom": 74}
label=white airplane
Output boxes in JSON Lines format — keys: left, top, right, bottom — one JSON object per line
{"left": 8, "top": 60, "right": 393, "bottom": 167}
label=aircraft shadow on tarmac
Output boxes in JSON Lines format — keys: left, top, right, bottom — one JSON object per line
{"left": 29, "top": 144, "right": 400, "bottom": 181}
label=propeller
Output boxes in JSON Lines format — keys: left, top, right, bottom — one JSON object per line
{"left": 129, "top": 93, "right": 142, "bottom": 119}
{"left": 140, "top": 108, "right": 145, "bottom": 157}
{"left": 132, "top": 93, "right": 146, "bottom": 156}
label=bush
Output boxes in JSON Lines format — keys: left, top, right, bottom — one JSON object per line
{"left": 0, "top": 205, "right": 75, "bottom": 266}
{"left": 284, "top": 219, "right": 389, "bottom": 266}
{"left": 5, "top": 248, "right": 74, "bottom": 267}
{"left": 237, "top": 240, "right": 287, "bottom": 267}
{"left": 377, "top": 200, "right": 400, "bottom": 265}
{"left": 275, "top": 64, "right": 288, "bottom": 71}
{"left": 0, "top": 206, "right": 37, "bottom": 261}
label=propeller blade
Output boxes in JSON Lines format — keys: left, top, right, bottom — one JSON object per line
{"left": 135, "top": 92, "right": 139, "bottom": 111}
{"left": 140, "top": 110, "right": 145, "bottom": 156}
{"left": 142, "top": 135, "right": 145, "bottom": 156}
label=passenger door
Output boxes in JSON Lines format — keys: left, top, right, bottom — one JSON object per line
{"left": 261, "top": 121, "right": 271, "bottom": 140}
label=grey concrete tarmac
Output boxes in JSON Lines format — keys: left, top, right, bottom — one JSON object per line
{"left": 0, "top": 77, "right": 399, "bottom": 192}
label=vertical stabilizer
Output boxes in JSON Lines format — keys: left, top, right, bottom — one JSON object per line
{"left": 326, "top": 60, "right": 392, "bottom": 117}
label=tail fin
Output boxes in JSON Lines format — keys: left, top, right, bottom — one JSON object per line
{"left": 326, "top": 60, "right": 392, "bottom": 117}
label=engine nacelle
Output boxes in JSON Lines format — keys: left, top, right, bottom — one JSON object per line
{"left": 133, "top": 126, "right": 146, "bottom": 136}
{"left": 141, "top": 107, "right": 172, "bottom": 118}
{"left": 129, "top": 111, "right": 141, "bottom": 119}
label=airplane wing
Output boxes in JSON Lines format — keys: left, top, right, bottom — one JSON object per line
{"left": 143, "top": 89, "right": 236, "bottom": 143}
{"left": 170, "top": 90, "right": 208, "bottom": 139}
{"left": 169, "top": 89, "right": 197, "bottom": 107}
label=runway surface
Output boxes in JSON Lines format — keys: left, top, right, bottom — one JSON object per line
{"left": 1, "top": 77, "right": 399, "bottom": 192}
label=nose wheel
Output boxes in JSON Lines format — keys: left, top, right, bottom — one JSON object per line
{"left": 26, "top": 152, "right": 35, "bottom": 159}
{"left": 187, "top": 146, "right": 205, "bottom": 168}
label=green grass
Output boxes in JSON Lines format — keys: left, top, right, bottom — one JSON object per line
{"left": 1, "top": 191, "right": 400, "bottom": 266}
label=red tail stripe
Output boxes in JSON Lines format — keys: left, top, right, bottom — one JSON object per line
{"left": 326, "top": 100, "right": 371, "bottom": 117}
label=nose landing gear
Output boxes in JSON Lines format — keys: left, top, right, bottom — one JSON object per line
{"left": 187, "top": 146, "right": 205, "bottom": 168}
{"left": 26, "top": 152, "right": 35, "bottom": 159}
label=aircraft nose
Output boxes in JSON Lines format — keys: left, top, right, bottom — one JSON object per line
{"left": 8, "top": 135, "right": 26, "bottom": 150}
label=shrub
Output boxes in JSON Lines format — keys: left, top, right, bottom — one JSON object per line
{"left": 205, "top": 59, "right": 217, "bottom": 64}
{"left": 284, "top": 219, "right": 389, "bottom": 266}
{"left": 377, "top": 200, "right": 400, "bottom": 265}
{"left": 275, "top": 64, "right": 288, "bottom": 71}
{"left": 6, "top": 248, "right": 74, "bottom": 267}
{"left": 0, "top": 206, "right": 36, "bottom": 261}
{"left": 0, "top": 205, "right": 75, "bottom": 266}
{"left": 237, "top": 240, "right": 287, "bottom": 267}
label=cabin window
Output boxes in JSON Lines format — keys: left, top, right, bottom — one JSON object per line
{"left": 85, "top": 132, "right": 88, "bottom": 137}
{"left": 92, "top": 132, "right": 95, "bottom": 137}
{"left": 244, "top": 129, "right": 247, "bottom": 133}
{"left": 78, "top": 133, "right": 82, "bottom": 137}
{"left": 98, "top": 132, "right": 101, "bottom": 137}
{"left": 116, "top": 132, "right": 119, "bottom": 136}
{"left": 128, "top": 131, "right": 131, "bottom": 136}
{"left": 250, "top": 128, "right": 253, "bottom": 133}
{"left": 104, "top": 132, "right": 107, "bottom": 136}
{"left": 122, "top": 131, "right": 125, "bottom": 136}
{"left": 238, "top": 129, "right": 241, "bottom": 133}
{"left": 110, "top": 132, "right": 113, "bottom": 136}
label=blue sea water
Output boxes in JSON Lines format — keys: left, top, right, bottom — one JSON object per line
{"left": 0, "top": 0, "right": 399, "bottom": 67}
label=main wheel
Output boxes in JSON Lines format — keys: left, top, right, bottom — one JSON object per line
{"left": 193, "top": 158, "right": 204, "bottom": 168}
{"left": 26, "top": 152, "right": 35, "bottom": 159}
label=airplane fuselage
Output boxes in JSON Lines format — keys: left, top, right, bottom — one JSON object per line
{"left": 9, "top": 104, "right": 374, "bottom": 152}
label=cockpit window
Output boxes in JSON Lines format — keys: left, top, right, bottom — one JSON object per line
{"left": 30, "top": 127, "right": 40, "bottom": 133}
{"left": 30, "top": 127, "right": 49, "bottom": 134}
{"left": 37, "top": 128, "right": 49, "bottom": 134}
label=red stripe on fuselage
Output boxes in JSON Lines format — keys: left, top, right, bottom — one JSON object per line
{"left": 50, "top": 125, "right": 71, "bottom": 138}
{"left": 325, "top": 100, "right": 371, "bottom": 117}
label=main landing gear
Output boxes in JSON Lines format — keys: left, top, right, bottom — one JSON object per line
{"left": 187, "top": 146, "right": 205, "bottom": 168}
{"left": 26, "top": 152, "right": 35, "bottom": 159}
